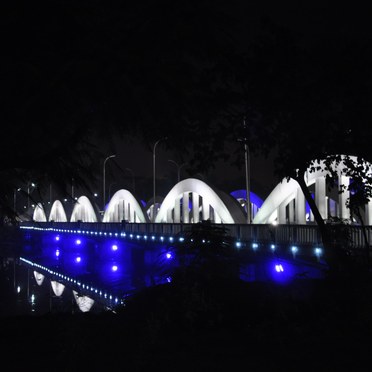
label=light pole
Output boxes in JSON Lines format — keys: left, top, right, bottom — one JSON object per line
{"left": 153, "top": 137, "right": 167, "bottom": 222}
{"left": 168, "top": 159, "right": 187, "bottom": 183}
{"left": 238, "top": 118, "right": 251, "bottom": 224}
{"left": 125, "top": 167, "right": 135, "bottom": 193}
{"left": 27, "top": 182, "right": 36, "bottom": 209}
{"left": 103, "top": 154, "right": 116, "bottom": 211}
{"left": 14, "top": 188, "right": 21, "bottom": 213}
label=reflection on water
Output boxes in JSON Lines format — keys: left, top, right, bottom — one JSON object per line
{"left": 10, "top": 230, "right": 177, "bottom": 315}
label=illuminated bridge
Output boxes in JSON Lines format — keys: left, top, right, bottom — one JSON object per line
{"left": 17, "top": 156, "right": 372, "bottom": 313}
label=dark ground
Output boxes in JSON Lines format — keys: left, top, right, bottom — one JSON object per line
{"left": 1, "top": 263, "right": 372, "bottom": 372}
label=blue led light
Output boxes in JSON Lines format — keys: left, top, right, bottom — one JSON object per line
{"left": 275, "top": 264, "right": 284, "bottom": 272}
{"left": 314, "top": 247, "right": 322, "bottom": 256}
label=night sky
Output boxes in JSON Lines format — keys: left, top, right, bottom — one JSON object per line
{"left": 3, "top": 1, "right": 372, "bottom": 202}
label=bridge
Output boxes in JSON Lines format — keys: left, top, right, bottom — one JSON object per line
{"left": 17, "top": 155, "right": 372, "bottom": 313}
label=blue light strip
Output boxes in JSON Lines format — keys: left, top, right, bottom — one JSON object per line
{"left": 20, "top": 225, "right": 324, "bottom": 259}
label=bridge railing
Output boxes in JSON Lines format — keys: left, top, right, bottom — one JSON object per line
{"left": 19, "top": 221, "right": 372, "bottom": 250}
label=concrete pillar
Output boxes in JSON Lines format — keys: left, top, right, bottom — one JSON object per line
{"left": 339, "top": 175, "right": 350, "bottom": 219}
{"left": 124, "top": 201, "right": 129, "bottom": 221}
{"left": 288, "top": 199, "right": 295, "bottom": 223}
{"left": 174, "top": 195, "right": 181, "bottom": 223}
{"left": 315, "top": 177, "right": 327, "bottom": 220}
{"left": 202, "top": 197, "right": 210, "bottom": 221}
{"left": 182, "top": 192, "right": 189, "bottom": 223}
{"left": 192, "top": 192, "right": 199, "bottom": 223}
{"left": 295, "top": 187, "right": 306, "bottom": 224}
{"left": 166, "top": 207, "right": 173, "bottom": 223}
{"left": 365, "top": 201, "right": 372, "bottom": 225}
{"left": 278, "top": 202, "right": 287, "bottom": 224}
{"left": 214, "top": 211, "right": 221, "bottom": 223}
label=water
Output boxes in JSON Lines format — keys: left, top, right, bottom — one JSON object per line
{"left": 10, "top": 228, "right": 177, "bottom": 315}
{"left": 0, "top": 227, "right": 328, "bottom": 316}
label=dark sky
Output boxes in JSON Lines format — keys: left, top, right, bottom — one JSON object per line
{"left": 4, "top": 1, "right": 372, "bottom": 202}
{"left": 109, "top": 2, "right": 372, "bottom": 200}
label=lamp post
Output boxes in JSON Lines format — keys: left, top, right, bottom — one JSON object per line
{"left": 153, "top": 137, "right": 167, "bottom": 222}
{"left": 125, "top": 167, "right": 135, "bottom": 193}
{"left": 103, "top": 154, "right": 116, "bottom": 211}
{"left": 14, "top": 188, "right": 21, "bottom": 213}
{"left": 168, "top": 159, "right": 187, "bottom": 183}
{"left": 238, "top": 118, "right": 251, "bottom": 224}
{"left": 27, "top": 182, "right": 36, "bottom": 209}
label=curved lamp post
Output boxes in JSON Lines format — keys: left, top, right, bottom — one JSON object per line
{"left": 153, "top": 137, "right": 167, "bottom": 222}
{"left": 103, "top": 154, "right": 116, "bottom": 211}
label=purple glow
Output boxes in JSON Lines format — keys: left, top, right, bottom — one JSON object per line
{"left": 75, "top": 239, "right": 81, "bottom": 245}
{"left": 166, "top": 252, "right": 173, "bottom": 259}
{"left": 111, "top": 244, "right": 118, "bottom": 251}
{"left": 55, "top": 249, "right": 60, "bottom": 257}
{"left": 55, "top": 235, "right": 60, "bottom": 241}
{"left": 111, "top": 265, "right": 118, "bottom": 272}
{"left": 75, "top": 256, "right": 81, "bottom": 263}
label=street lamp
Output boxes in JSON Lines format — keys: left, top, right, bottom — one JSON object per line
{"left": 153, "top": 137, "right": 167, "bottom": 222}
{"left": 238, "top": 118, "right": 251, "bottom": 224}
{"left": 103, "top": 154, "right": 116, "bottom": 211}
{"left": 125, "top": 167, "right": 135, "bottom": 193}
{"left": 168, "top": 159, "right": 187, "bottom": 183}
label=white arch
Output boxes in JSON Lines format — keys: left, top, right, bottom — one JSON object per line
{"left": 155, "top": 178, "right": 246, "bottom": 224}
{"left": 33, "top": 271, "right": 45, "bottom": 286}
{"left": 253, "top": 155, "right": 372, "bottom": 224}
{"left": 70, "top": 196, "right": 98, "bottom": 222}
{"left": 103, "top": 189, "right": 149, "bottom": 222}
{"left": 73, "top": 290, "right": 95, "bottom": 312}
{"left": 253, "top": 178, "right": 299, "bottom": 224}
{"left": 51, "top": 280, "right": 65, "bottom": 296}
{"left": 33, "top": 203, "right": 47, "bottom": 222}
{"left": 49, "top": 200, "right": 68, "bottom": 222}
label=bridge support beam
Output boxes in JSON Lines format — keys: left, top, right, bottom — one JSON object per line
{"left": 183, "top": 192, "right": 189, "bottom": 223}
{"left": 295, "top": 187, "right": 306, "bottom": 224}
{"left": 339, "top": 175, "right": 350, "bottom": 220}
{"left": 202, "top": 197, "right": 210, "bottom": 221}
{"left": 174, "top": 195, "right": 181, "bottom": 223}
{"left": 278, "top": 202, "right": 287, "bottom": 224}
{"left": 192, "top": 192, "right": 199, "bottom": 223}
{"left": 315, "top": 177, "right": 327, "bottom": 220}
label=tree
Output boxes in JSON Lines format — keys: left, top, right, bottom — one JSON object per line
{"left": 229, "top": 20, "right": 372, "bottom": 274}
